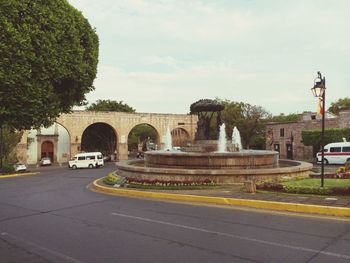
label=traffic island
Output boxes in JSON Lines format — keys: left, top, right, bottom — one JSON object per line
{"left": 91, "top": 178, "right": 350, "bottom": 218}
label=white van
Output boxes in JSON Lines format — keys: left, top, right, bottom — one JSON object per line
{"left": 316, "top": 142, "right": 350, "bottom": 164}
{"left": 68, "top": 152, "right": 104, "bottom": 169}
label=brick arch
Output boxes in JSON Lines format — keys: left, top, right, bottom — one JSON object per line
{"left": 171, "top": 127, "right": 190, "bottom": 147}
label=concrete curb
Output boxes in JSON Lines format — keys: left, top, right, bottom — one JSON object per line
{"left": 0, "top": 172, "right": 40, "bottom": 179}
{"left": 92, "top": 179, "right": 350, "bottom": 217}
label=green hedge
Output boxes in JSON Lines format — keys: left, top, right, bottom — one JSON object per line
{"left": 301, "top": 128, "right": 350, "bottom": 154}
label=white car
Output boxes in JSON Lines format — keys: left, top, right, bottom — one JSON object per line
{"left": 40, "top": 157, "right": 52, "bottom": 166}
{"left": 14, "top": 163, "right": 27, "bottom": 172}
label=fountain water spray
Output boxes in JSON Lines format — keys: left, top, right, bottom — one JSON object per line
{"left": 232, "top": 126, "right": 242, "bottom": 151}
{"left": 164, "top": 126, "right": 173, "bottom": 151}
{"left": 218, "top": 123, "right": 227, "bottom": 152}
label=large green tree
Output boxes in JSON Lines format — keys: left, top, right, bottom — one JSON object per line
{"left": 86, "top": 99, "right": 135, "bottom": 112}
{"left": 328, "top": 97, "right": 350, "bottom": 115}
{"left": 0, "top": 0, "right": 99, "bottom": 130}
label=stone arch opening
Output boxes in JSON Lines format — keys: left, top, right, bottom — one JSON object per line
{"left": 127, "top": 123, "right": 160, "bottom": 158}
{"left": 41, "top": 141, "right": 54, "bottom": 161}
{"left": 171, "top": 128, "right": 190, "bottom": 147}
{"left": 81, "top": 122, "right": 118, "bottom": 161}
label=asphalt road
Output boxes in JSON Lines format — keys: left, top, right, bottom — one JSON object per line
{"left": 0, "top": 164, "right": 349, "bottom": 263}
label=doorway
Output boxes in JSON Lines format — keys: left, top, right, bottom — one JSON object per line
{"left": 41, "top": 141, "right": 54, "bottom": 161}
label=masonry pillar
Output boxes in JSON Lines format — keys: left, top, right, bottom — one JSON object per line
{"left": 70, "top": 134, "right": 81, "bottom": 158}
{"left": 117, "top": 143, "right": 128, "bottom": 160}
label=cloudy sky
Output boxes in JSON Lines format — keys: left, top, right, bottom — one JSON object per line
{"left": 68, "top": 0, "right": 350, "bottom": 115}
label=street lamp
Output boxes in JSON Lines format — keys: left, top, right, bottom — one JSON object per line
{"left": 311, "top": 71, "right": 326, "bottom": 187}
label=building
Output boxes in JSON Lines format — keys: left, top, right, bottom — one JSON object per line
{"left": 265, "top": 109, "right": 350, "bottom": 161}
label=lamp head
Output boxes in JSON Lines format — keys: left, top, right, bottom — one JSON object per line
{"left": 311, "top": 72, "right": 325, "bottom": 97}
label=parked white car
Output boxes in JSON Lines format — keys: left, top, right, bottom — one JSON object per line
{"left": 40, "top": 157, "right": 52, "bottom": 166}
{"left": 14, "top": 163, "right": 27, "bottom": 172}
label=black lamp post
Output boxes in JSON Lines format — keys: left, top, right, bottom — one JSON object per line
{"left": 311, "top": 71, "right": 326, "bottom": 187}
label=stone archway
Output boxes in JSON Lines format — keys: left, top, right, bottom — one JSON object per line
{"left": 127, "top": 123, "right": 160, "bottom": 158}
{"left": 171, "top": 128, "right": 190, "bottom": 147}
{"left": 81, "top": 122, "right": 118, "bottom": 161}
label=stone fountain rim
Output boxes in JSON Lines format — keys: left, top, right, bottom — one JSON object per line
{"left": 145, "top": 149, "right": 279, "bottom": 157}
{"left": 116, "top": 159, "right": 313, "bottom": 176}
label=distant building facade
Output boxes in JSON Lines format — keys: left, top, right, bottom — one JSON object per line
{"left": 265, "top": 109, "right": 350, "bottom": 162}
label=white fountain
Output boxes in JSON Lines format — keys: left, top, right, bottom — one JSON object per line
{"left": 164, "top": 126, "right": 173, "bottom": 151}
{"left": 218, "top": 123, "right": 227, "bottom": 152}
{"left": 232, "top": 126, "right": 242, "bottom": 151}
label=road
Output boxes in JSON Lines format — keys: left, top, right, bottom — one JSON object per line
{"left": 0, "top": 164, "right": 349, "bottom": 263}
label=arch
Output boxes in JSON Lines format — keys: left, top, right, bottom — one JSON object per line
{"left": 171, "top": 128, "right": 190, "bottom": 147}
{"left": 41, "top": 141, "right": 54, "bottom": 161}
{"left": 127, "top": 123, "right": 160, "bottom": 158}
{"left": 81, "top": 122, "right": 118, "bottom": 161}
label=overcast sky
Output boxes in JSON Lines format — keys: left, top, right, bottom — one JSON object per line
{"left": 68, "top": 0, "right": 350, "bottom": 115}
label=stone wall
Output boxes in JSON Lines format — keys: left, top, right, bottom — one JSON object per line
{"left": 16, "top": 111, "right": 198, "bottom": 164}
{"left": 266, "top": 109, "right": 350, "bottom": 161}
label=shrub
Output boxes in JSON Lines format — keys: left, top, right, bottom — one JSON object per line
{"left": 1, "top": 164, "right": 15, "bottom": 174}
{"left": 283, "top": 186, "right": 332, "bottom": 195}
{"left": 256, "top": 182, "right": 283, "bottom": 191}
{"left": 336, "top": 167, "right": 346, "bottom": 174}
{"left": 103, "top": 173, "right": 120, "bottom": 185}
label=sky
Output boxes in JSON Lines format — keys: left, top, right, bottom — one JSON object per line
{"left": 68, "top": 0, "right": 350, "bottom": 115}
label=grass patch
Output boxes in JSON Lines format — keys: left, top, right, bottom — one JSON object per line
{"left": 282, "top": 179, "right": 350, "bottom": 188}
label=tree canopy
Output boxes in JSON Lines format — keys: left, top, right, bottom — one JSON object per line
{"left": 0, "top": 0, "right": 99, "bottom": 129}
{"left": 86, "top": 99, "right": 135, "bottom": 112}
{"left": 268, "top": 113, "right": 301, "bottom": 123}
{"left": 328, "top": 97, "right": 350, "bottom": 115}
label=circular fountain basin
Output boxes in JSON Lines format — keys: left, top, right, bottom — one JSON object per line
{"left": 145, "top": 150, "right": 278, "bottom": 169}
{"left": 116, "top": 150, "right": 313, "bottom": 184}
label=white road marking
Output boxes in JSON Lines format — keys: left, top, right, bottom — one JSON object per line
{"left": 111, "top": 212, "right": 350, "bottom": 260}
{"left": 1, "top": 232, "right": 84, "bottom": 263}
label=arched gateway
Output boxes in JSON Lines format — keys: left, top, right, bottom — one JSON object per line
{"left": 17, "top": 111, "right": 197, "bottom": 164}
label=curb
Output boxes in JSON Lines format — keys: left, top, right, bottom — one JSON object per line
{"left": 0, "top": 172, "right": 40, "bottom": 179}
{"left": 92, "top": 179, "right": 350, "bottom": 217}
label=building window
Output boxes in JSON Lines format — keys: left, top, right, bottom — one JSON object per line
{"left": 311, "top": 115, "right": 316, "bottom": 120}
{"left": 280, "top": 128, "right": 284, "bottom": 137}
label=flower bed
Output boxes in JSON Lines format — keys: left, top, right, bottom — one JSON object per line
{"left": 102, "top": 173, "right": 216, "bottom": 190}
{"left": 125, "top": 178, "right": 216, "bottom": 190}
